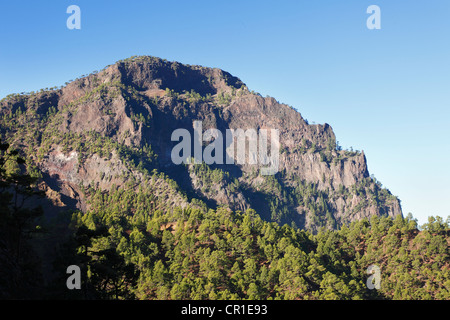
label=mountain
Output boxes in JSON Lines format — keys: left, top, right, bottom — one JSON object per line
{"left": 0, "top": 55, "right": 401, "bottom": 232}
{"left": 2, "top": 56, "right": 449, "bottom": 302}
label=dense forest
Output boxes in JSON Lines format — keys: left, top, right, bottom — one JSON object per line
{"left": 0, "top": 141, "right": 448, "bottom": 300}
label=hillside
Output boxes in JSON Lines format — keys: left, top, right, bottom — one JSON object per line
{"left": 5, "top": 56, "right": 445, "bottom": 301}
{"left": 0, "top": 55, "right": 401, "bottom": 233}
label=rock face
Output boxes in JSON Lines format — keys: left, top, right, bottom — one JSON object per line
{"left": 0, "top": 56, "right": 402, "bottom": 232}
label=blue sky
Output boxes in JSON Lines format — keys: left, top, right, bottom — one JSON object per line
{"left": 1, "top": 1, "right": 449, "bottom": 225}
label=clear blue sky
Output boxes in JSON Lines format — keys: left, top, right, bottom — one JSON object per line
{"left": 1, "top": 1, "right": 449, "bottom": 225}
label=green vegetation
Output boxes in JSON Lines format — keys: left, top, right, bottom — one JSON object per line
{"left": 216, "top": 91, "right": 232, "bottom": 106}
{"left": 52, "top": 199, "right": 449, "bottom": 300}
{"left": 0, "top": 140, "right": 45, "bottom": 299}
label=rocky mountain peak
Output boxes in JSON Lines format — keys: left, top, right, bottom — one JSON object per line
{"left": 0, "top": 56, "right": 402, "bottom": 232}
